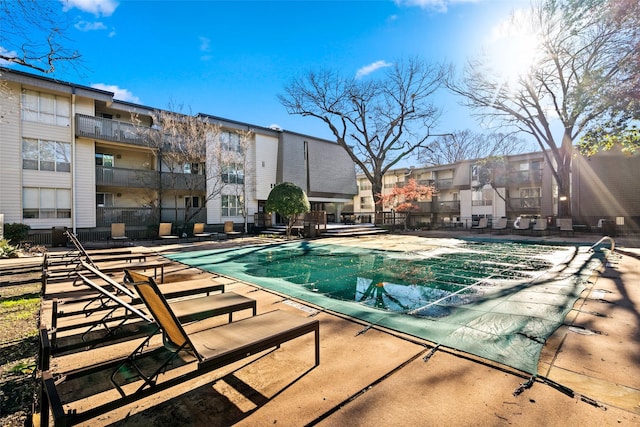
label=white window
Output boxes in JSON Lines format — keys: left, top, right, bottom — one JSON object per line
{"left": 222, "top": 162, "right": 244, "bottom": 184}
{"left": 23, "top": 188, "right": 71, "bottom": 219}
{"left": 220, "top": 131, "right": 242, "bottom": 153}
{"left": 222, "top": 195, "right": 243, "bottom": 216}
{"left": 22, "top": 139, "right": 71, "bottom": 172}
{"left": 471, "top": 188, "right": 493, "bottom": 206}
{"left": 21, "top": 89, "right": 70, "bottom": 126}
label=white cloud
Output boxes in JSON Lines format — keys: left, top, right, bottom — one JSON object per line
{"left": 61, "top": 0, "right": 119, "bottom": 17}
{"left": 394, "top": 0, "right": 478, "bottom": 12}
{"left": 199, "top": 37, "right": 211, "bottom": 52}
{"left": 355, "top": 60, "right": 393, "bottom": 79}
{"left": 74, "top": 21, "right": 108, "bottom": 32}
{"left": 0, "top": 46, "right": 18, "bottom": 66}
{"left": 91, "top": 83, "right": 140, "bottom": 103}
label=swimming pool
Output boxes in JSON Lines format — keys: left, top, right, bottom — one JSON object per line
{"left": 168, "top": 237, "right": 603, "bottom": 374}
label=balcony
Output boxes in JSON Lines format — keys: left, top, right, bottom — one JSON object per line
{"left": 509, "top": 170, "right": 543, "bottom": 185}
{"left": 435, "top": 200, "right": 460, "bottom": 212}
{"left": 96, "top": 206, "right": 207, "bottom": 227}
{"left": 95, "top": 167, "right": 206, "bottom": 192}
{"left": 96, "top": 207, "right": 157, "bottom": 227}
{"left": 76, "top": 114, "right": 151, "bottom": 147}
{"left": 160, "top": 171, "right": 206, "bottom": 191}
{"left": 509, "top": 197, "right": 541, "bottom": 212}
{"left": 435, "top": 178, "right": 453, "bottom": 189}
{"left": 96, "top": 166, "right": 158, "bottom": 189}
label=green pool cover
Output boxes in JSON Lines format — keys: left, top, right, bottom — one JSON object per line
{"left": 167, "top": 239, "right": 603, "bottom": 374}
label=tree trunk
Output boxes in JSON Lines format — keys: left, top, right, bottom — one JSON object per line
{"left": 557, "top": 134, "right": 574, "bottom": 218}
{"left": 372, "top": 178, "right": 384, "bottom": 213}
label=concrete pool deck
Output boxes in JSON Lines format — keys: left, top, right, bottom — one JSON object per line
{"left": 41, "top": 231, "right": 640, "bottom": 426}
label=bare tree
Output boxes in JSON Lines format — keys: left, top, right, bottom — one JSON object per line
{"left": 418, "top": 130, "right": 529, "bottom": 166}
{"left": 224, "top": 128, "right": 255, "bottom": 234}
{"left": 280, "top": 57, "right": 446, "bottom": 211}
{"left": 1, "top": 0, "right": 81, "bottom": 73}
{"left": 447, "top": 0, "right": 640, "bottom": 217}
{"left": 132, "top": 107, "right": 228, "bottom": 229}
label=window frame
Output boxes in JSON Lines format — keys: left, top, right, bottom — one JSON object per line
{"left": 22, "top": 139, "right": 72, "bottom": 172}
{"left": 221, "top": 194, "right": 243, "bottom": 217}
{"left": 21, "top": 89, "right": 71, "bottom": 126}
{"left": 22, "top": 187, "right": 71, "bottom": 219}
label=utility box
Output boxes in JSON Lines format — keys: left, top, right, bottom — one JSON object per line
{"left": 52, "top": 227, "right": 68, "bottom": 247}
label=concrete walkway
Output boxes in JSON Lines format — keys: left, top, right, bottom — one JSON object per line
{"left": 40, "top": 232, "right": 639, "bottom": 426}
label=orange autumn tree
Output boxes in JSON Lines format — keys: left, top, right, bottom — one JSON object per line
{"left": 378, "top": 178, "right": 435, "bottom": 229}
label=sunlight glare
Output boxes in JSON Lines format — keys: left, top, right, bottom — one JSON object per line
{"left": 485, "top": 9, "right": 541, "bottom": 88}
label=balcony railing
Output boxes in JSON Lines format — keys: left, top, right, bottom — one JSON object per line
{"left": 76, "top": 114, "right": 151, "bottom": 147}
{"left": 509, "top": 197, "right": 541, "bottom": 210}
{"left": 435, "top": 200, "right": 460, "bottom": 212}
{"left": 509, "top": 170, "right": 543, "bottom": 184}
{"left": 96, "top": 207, "right": 158, "bottom": 227}
{"left": 96, "top": 206, "right": 207, "bottom": 227}
{"left": 96, "top": 166, "right": 158, "bottom": 188}
{"left": 160, "top": 172, "right": 206, "bottom": 191}
{"left": 472, "top": 200, "right": 493, "bottom": 206}
{"left": 435, "top": 178, "right": 453, "bottom": 189}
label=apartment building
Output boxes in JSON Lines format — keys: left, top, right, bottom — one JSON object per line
{"left": 0, "top": 68, "right": 357, "bottom": 239}
{"left": 351, "top": 148, "right": 640, "bottom": 232}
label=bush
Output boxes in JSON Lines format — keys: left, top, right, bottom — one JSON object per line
{"left": 3, "top": 223, "right": 31, "bottom": 244}
{"left": 0, "top": 239, "right": 18, "bottom": 258}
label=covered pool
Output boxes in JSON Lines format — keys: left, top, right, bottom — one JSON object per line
{"left": 168, "top": 237, "right": 604, "bottom": 374}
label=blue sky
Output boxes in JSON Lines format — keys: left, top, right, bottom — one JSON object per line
{"left": 14, "top": 0, "right": 533, "bottom": 147}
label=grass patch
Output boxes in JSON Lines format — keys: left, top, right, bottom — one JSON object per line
{"left": 0, "top": 283, "right": 40, "bottom": 426}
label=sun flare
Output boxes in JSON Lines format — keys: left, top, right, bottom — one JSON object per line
{"left": 485, "top": 9, "right": 542, "bottom": 88}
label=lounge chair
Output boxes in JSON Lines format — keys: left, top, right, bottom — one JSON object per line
{"left": 110, "top": 223, "right": 129, "bottom": 246}
{"left": 193, "top": 222, "right": 215, "bottom": 241}
{"left": 38, "top": 285, "right": 319, "bottom": 426}
{"left": 491, "top": 218, "right": 508, "bottom": 234}
{"left": 110, "top": 273, "right": 319, "bottom": 396}
{"left": 224, "top": 220, "right": 242, "bottom": 238}
{"left": 515, "top": 217, "right": 531, "bottom": 235}
{"left": 42, "top": 232, "right": 170, "bottom": 285}
{"left": 557, "top": 218, "right": 574, "bottom": 236}
{"left": 531, "top": 219, "right": 548, "bottom": 236}
{"left": 158, "top": 222, "right": 180, "bottom": 242}
{"left": 63, "top": 230, "right": 147, "bottom": 266}
{"left": 471, "top": 218, "right": 488, "bottom": 233}
{"left": 48, "top": 269, "right": 255, "bottom": 353}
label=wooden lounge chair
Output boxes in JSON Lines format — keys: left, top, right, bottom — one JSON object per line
{"left": 193, "top": 223, "right": 215, "bottom": 241}
{"left": 110, "top": 223, "right": 129, "bottom": 245}
{"left": 158, "top": 222, "right": 180, "bottom": 242}
{"left": 48, "top": 270, "right": 255, "bottom": 354}
{"left": 471, "top": 217, "right": 488, "bottom": 233}
{"left": 491, "top": 218, "right": 508, "bottom": 234}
